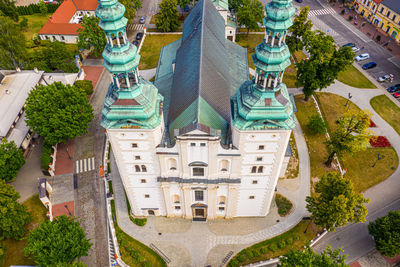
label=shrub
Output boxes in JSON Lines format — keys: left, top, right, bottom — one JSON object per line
{"left": 142, "top": 262, "right": 152, "bottom": 267}
{"left": 275, "top": 194, "right": 293, "bottom": 216}
{"left": 40, "top": 143, "right": 53, "bottom": 169}
{"left": 269, "top": 243, "right": 278, "bottom": 252}
{"left": 130, "top": 217, "right": 147, "bottom": 226}
{"left": 293, "top": 235, "right": 300, "bottom": 241}
{"left": 252, "top": 250, "right": 260, "bottom": 257}
{"left": 245, "top": 249, "right": 254, "bottom": 259}
{"left": 278, "top": 240, "right": 286, "bottom": 249}
{"left": 74, "top": 80, "right": 94, "bottom": 96}
{"left": 307, "top": 114, "right": 326, "bottom": 134}
{"left": 229, "top": 259, "right": 239, "bottom": 267}
{"left": 286, "top": 237, "right": 293, "bottom": 245}
{"left": 237, "top": 254, "right": 246, "bottom": 262}
{"left": 349, "top": 15, "right": 353, "bottom": 21}
{"left": 260, "top": 247, "right": 268, "bottom": 254}
{"left": 369, "top": 136, "right": 391, "bottom": 147}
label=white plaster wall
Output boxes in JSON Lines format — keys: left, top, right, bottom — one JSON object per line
{"left": 39, "top": 34, "right": 78, "bottom": 44}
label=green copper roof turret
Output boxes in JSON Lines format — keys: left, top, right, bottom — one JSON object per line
{"left": 231, "top": 0, "right": 295, "bottom": 130}
{"left": 98, "top": 0, "right": 164, "bottom": 130}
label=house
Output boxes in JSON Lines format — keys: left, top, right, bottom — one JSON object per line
{"left": 38, "top": 0, "right": 98, "bottom": 44}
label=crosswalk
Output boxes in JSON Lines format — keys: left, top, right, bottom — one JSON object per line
{"left": 127, "top": 23, "right": 145, "bottom": 31}
{"left": 75, "top": 157, "right": 95, "bottom": 174}
{"left": 311, "top": 16, "right": 339, "bottom": 37}
{"left": 308, "top": 7, "right": 336, "bottom": 17}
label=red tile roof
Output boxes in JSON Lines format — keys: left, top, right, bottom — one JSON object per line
{"left": 74, "top": 0, "right": 98, "bottom": 10}
{"left": 39, "top": 21, "right": 82, "bottom": 35}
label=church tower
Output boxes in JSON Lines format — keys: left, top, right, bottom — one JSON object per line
{"left": 231, "top": 0, "right": 296, "bottom": 216}
{"left": 97, "top": 0, "right": 166, "bottom": 216}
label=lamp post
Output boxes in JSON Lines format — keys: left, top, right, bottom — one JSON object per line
{"left": 64, "top": 205, "right": 72, "bottom": 216}
{"left": 66, "top": 145, "right": 72, "bottom": 160}
{"left": 345, "top": 92, "right": 353, "bottom": 111}
{"left": 372, "top": 153, "right": 382, "bottom": 167}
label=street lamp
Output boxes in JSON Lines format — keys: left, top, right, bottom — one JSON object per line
{"left": 64, "top": 205, "right": 72, "bottom": 216}
{"left": 345, "top": 93, "right": 353, "bottom": 111}
{"left": 372, "top": 153, "right": 382, "bottom": 167}
{"left": 65, "top": 145, "right": 72, "bottom": 160}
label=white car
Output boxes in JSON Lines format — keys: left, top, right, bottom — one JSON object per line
{"left": 352, "top": 46, "right": 360, "bottom": 52}
{"left": 377, "top": 74, "right": 394, "bottom": 82}
{"left": 355, "top": 53, "right": 370, "bottom": 61}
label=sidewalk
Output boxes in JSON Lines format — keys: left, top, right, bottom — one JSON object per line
{"left": 351, "top": 250, "right": 400, "bottom": 267}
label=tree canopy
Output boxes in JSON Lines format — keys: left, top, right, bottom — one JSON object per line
{"left": 0, "top": 0, "right": 19, "bottom": 22}
{"left": 77, "top": 16, "right": 107, "bottom": 58}
{"left": 236, "top": 0, "right": 264, "bottom": 35}
{"left": 279, "top": 246, "right": 348, "bottom": 267}
{"left": 177, "top": 0, "right": 190, "bottom": 8}
{"left": 228, "top": 0, "right": 243, "bottom": 13}
{"left": 0, "top": 139, "right": 25, "bottom": 182}
{"left": 25, "top": 82, "right": 94, "bottom": 146}
{"left": 0, "top": 180, "right": 32, "bottom": 239}
{"left": 0, "top": 16, "right": 28, "bottom": 69}
{"left": 296, "top": 30, "right": 354, "bottom": 100}
{"left": 25, "top": 215, "right": 92, "bottom": 266}
{"left": 120, "top": 0, "right": 142, "bottom": 24}
{"left": 286, "top": 6, "right": 313, "bottom": 53}
{"left": 155, "top": 0, "right": 180, "bottom": 32}
{"left": 306, "top": 172, "right": 369, "bottom": 231}
{"left": 325, "top": 110, "right": 374, "bottom": 166}
{"left": 368, "top": 210, "right": 400, "bottom": 257}
{"left": 307, "top": 114, "right": 326, "bottom": 135}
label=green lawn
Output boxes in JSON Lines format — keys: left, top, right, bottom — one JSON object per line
{"left": 21, "top": 14, "right": 50, "bottom": 40}
{"left": 139, "top": 34, "right": 181, "bottom": 70}
{"left": 370, "top": 95, "right": 400, "bottom": 135}
{"left": 228, "top": 220, "right": 320, "bottom": 266}
{"left": 2, "top": 194, "right": 47, "bottom": 267}
{"left": 110, "top": 200, "right": 166, "bottom": 266}
{"left": 235, "top": 34, "right": 264, "bottom": 70}
{"left": 337, "top": 64, "right": 376, "bottom": 89}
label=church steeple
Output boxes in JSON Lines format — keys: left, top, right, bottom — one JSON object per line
{"left": 97, "top": 0, "right": 163, "bottom": 129}
{"left": 231, "top": 0, "right": 295, "bottom": 130}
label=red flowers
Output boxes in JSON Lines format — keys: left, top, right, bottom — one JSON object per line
{"left": 369, "top": 119, "right": 376, "bottom": 127}
{"left": 370, "top": 136, "right": 391, "bottom": 147}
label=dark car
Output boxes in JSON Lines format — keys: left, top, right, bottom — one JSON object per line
{"left": 387, "top": 84, "right": 400, "bottom": 93}
{"left": 342, "top": 42, "right": 355, "bottom": 48}
{"left": 136, "top": 32, "right": 144, "bottom": 40}
{"left": 295, "top": 0, "right": 303, "bottom": 2}
{"left": 139, "top": 16, "right": 146, "bottom": 24}
{"left": 132, "top": 40, "right": 139, "bottom": 46}
{"left": 362, "top": 62, "right": 377, "bottom": 70}
{"left": 184, "top": 4, "right": 190, "bottom": 12}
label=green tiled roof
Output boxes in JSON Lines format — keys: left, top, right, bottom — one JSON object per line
{"left": 210, "top": 0, "right": 229, "bottom": 11}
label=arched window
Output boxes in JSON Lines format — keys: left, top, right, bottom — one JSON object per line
{"left": 173, "top": 194, "right": 180, "bottom": 203}
{"left": 258, "top": 166, "right": 264, "bottom": 173}
{"left": 135, "top": 165, "right": 140, "bottom": 172}
{"left": 168, "top": 158, "right": 177, "bottom": 171}
{"left": 111, "top": 33, "right": 117, "bottom": 46}
{"left": 251, "top": 166, "right": 257, "bottom": 173}
{"left": 141, "top": 165, "right": 147, "bottom": 172}
{"left": 220, "top": 160, "right": 229, "bottom": 172}
{"left": 118, "top": 32, "right": 125, "bottom": 45}
{"left": 218, "top": 196, "right": 226, "bottom": 204}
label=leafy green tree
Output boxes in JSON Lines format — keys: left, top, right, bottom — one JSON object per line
{"left": 38, "top": 0, "right": 47, "bottom": 15}
{"left": 0, "top": 0, "right": 19, "bottom": 22}
{"left": 325, "top": 110, "right": 374, "bottom": 166}
{"left": 0, "top": 139, "right": 25, "bottom": 182}
{"left": 0, "top": 16, "right": 28, "bottom": 69}
{"left": 236, "top": 0, "right": 263, "bottom": 35}
{"left": 25, "top": 215, "right": 92, "bottom": 266}
{"left": 19, "top": 17, "right": 28, "bottom": 30}
{"left": 177, "top": 0, "right": 190, "bottom": 8}
{"left": 74, "top": 80, "right": 94, "bottom": 95}
{"left": 229, "top": 0, "right": 243, "bottom": 13}
{"left": 120, "top": 0, "right": 142, "bottom": 24}
{"left": 307, "top": 114, "right": 326, "bottom": 134}
{"left": 156, "top": 0, "right": 180, "bottom": 32}
{"left": 25, "top": 82, "right": 94, "bottom": 146}
{"left": 306, "top": 172, "right": 369, "bottom": 231}
{"left": 0, "top": 180, "right": 32, "bottom": 239}
{"left": 279, "top": 246, "right": 348, "bottom": 267}
{"left": 296, "top": 30, "right": 354, "bottom": 101}
{"left": 286, "top": 6, "right": 312, "bottom": 54}
{"left": 77, "top": 16, "right": 107, "bottom": 58}
{"left": 368, "top": 210, "right": 400, "bottom": 257}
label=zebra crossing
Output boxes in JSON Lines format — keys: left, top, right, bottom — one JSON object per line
{"left": 75, "top": 157, "right": 95, "bottom": 174}
{"left": 308, "top": 7, "right": 336, "bottom": 17}
{"left": 311, "top": 16, "right": 339, "bottom": 37}
{"left": 127, "top": 23, "right": 145, "bottom": 31}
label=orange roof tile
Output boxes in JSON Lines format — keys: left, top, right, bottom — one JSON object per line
{"left": 51, "top": 0, "right": 77, "bottom": 23}
{"left": 373, "top": 0, "right": 383, "bottom": 4}
{"left": 39, "top": 20, "right": 82, "bottom": 35}
{"left": 73, "top": 0, "right": 98, "bottom": 10}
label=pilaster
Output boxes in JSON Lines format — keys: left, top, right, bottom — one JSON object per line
{"left": 161, "top": 184, "right": 174, "bottom": 217}
{"left": 207, "top": 185, "right": 218, "bottom": 219}
{"left": 226, "top": 184, "right": 239, "bottom": 218}
{"left": 182, "top": 185, "right": 192, "bottom": 219}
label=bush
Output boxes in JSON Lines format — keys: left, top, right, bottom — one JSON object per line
{"left": 252, "top": 249, "right": 260, "bottom": 257}
{"left": 237, "top": 254, "right": 246, "bottom": 262}
{"left": 260, "top": 247, "right": 268, "bottom": 254}
{"left": 293, "top": 235, "right": 300, "bottom": 241}
{"left": 74, "top": 80, "right": 94, "bottom": 96}
{"left": 275, "top": 194, "right": 293, "bottom": 216}
{"left": 278, "top": 240, "right": 286, "bottom": 249}
{"left": 16, "top": 3, "right": 60, "bottom": 15}
{"left": 269, "top": 243, "right": 278, "bottom": 252}
{"left": 40, "top": 143, "right": 53, "bottom": 169}
{"left": 245, "top": 249, "right": 254, "bottom": 259}
{"left": 130, "top": 217, "right": 147, "bottom": 226}
{"left": 286, "top": 237, "right": 293, "bottom": 245}
{"left": 307, "top": 114, "right": 326, "bottom": 134}
{"left": 142, "top": 262, "right": 152, "bottom": 267}
{"left": 349, "top": 15, "right": 353, "bottom": 21}
{"left": 229, "top": 259, "right": 239, "bottom": 267}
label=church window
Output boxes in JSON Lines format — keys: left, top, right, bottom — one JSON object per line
{"left": 218, "top": 196, "right": 226, "bottom": 204}
{"left": 131, "top": 143, "right": 138, "bottom": 148}
{"left": 252, "top": 180, "right": 258, "bottom": 184}
{"left": 190, "top": 143, "right": 196, "bottom": 146}
{"left": 195, "top": 190, "right": 204, "bottom": 201}
{"left": 193, "top": 167, "right": 204, "bottom": 176}
{"left": 173, "top": 194, "right": 180, "bottom": 203}
{"left": 258, "top": 145, "right": 265, "bottom": 150}
{"left": 256, "top": 157, "right": 263, "bottom": 161}
{"left": 135, "top": 155, "right": 141, "bottom": 160}
{"left": 220, "top": 160, "right": 229, "bottom": 172}
{"left": 168, "top": 158, "right": 177, "bottom": 171}
{"left": 249, "top": 196, "right": 255, "bottom": 199}
{"left": 219, "top": 207, "right": 225, "bottom": 211}
{"left": 251, "top": 166, "right": 257, "bottom": 173}
{"left": 144, "top": 194, "right": 150, "bottom": 198}
{"left": 135, "top": 165, "right": 141, "bottom": 172}
{"left": 141, "top": 165, "right": 147, "bottom": 172}
{"left": 175, "top": 206, "right": 181, "bottom": 210}
{"left": 140, "top": 179, "right": 146, "bottom": 183}
{"left": 258, "top": 166, "right": 264, "bottom": 173}
{"left": 200, "top": 143, "right": 206, "bottom": 147}
{"left": 61, "top": 36, "right": 65, "bottom": 41}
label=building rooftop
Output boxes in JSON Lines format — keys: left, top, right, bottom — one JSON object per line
{"left": 382, "top": 0, "right": 400, "bottom": 15}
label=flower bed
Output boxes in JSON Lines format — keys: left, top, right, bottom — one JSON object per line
{"left": 370, "top": 119, "right": 377, "bottom": 127}
{"left": 370, "top": 136, "right": 391, "bottom": 147}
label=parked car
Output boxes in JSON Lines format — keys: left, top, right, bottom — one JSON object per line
{"left": 132, "top": 40, "right": 139, "bottom": 46}
{"left": 136, "top": 32, "right": 144, "bottom": 40}
{"left": 139, "top": 16, "right": 146, "bottom": 24}
{"left": 355, "top": 53, "right": 370, "bottom": 61}
{"left": 343, "top": 43, "right": 356, "bottom": 48}
{"left": 393, "top": 91, "right": 400, "bottom": 98}
{"left": 352, "top": 46, "right": 360, "bottom": 52}
{"left": 362, "top": 62, "right": 377, "bottom": 70}
{"left": 387, "top": 84, "right": 400, "bottom": 93}
{"left": 377, "top": 74, "right": 394, "bottom": 82}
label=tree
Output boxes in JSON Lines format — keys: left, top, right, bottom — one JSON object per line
{"left": 0, "top": 139, "right": 25, "bottom": 182}
{"left": 74, "top": 80, "right": 94, "bottom": 95}
{"left": 38, "top": 0, "right": 47, "bottom": 15}
{"left": 229, "top": 0, "right": 243, "bottom": 13}
{"left": 40, "top": 41, "right": 78, "bottom": 72}
{"left": 306, "top": 172, "right": 369, "bottom": 231}
{"left": 236, "top": 0, "right": 263, "bottom": 35}
{"left": 325, "top": 110, "right": 374, "bottom": 166}
{"left": 155, "top": 0, "right": 180, "bottom": 32}
{"left": 77, "top": 16, "right": 107, "bottom": 58}
{"left": 0, "top": 180, "right": 32, "bottom": 239}
{"left": 286, "top": 6, "right": 313, "bottom": 54}
{"left": 25, "top": 82, "right": 94, "bottom": 146}
{"left": 368, "top": 210, "right": 400, "bottom": 257}
{"left": 296, "top": 30, "right": 354, "bottom": 101}
{"left": 19, "top": 17, "right": 28, "bottom": 31}
{"left": 0, "top": 0, "right": 19, "bottom": 22}
{"left": 307, "top": 114, "right": 326, "bottom": 134}
{"left": 0, "top": 16, "right": 28, "bottom": 69}
{"left": 55, "top": 261, "right": 87, "bottom": 267}
{"left": 120, "top": 0, "right": 142, "bottom": 24}
{"left": 177, "top": 0, "right": 190, "bottom": 9}
{"left": 279, "top": 246, "right": 348, "bottom": 267}
{"left": 25, "top": 215, "right": 92, "bottom": 266}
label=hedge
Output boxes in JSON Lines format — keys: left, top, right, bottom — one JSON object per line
{"left": 16, "top": 3, "right": 60, "bottom": 15}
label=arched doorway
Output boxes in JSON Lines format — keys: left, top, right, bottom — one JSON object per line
{"left": 148, "top": 210, "right": 155, "bottom": 215}
{"left": 191, "top": 203, "right": 207, "bottom": 221}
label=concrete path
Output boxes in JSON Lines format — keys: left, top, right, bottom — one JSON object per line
{"left": 111, "top": 117, "right": 310, "bottom": 266}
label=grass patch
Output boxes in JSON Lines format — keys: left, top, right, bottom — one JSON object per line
{"left": 275, "top": 194, "right": 293, "bottom": 216}
{"left": 21, "top": 14, "right": 50, "bottom": 40}
{"left": 2, "top": 194, "right": 47, "bottom": 267}
{"left": 108, "top": 180, "right": 113, "bottom": 194}
{"left": 337, "top": 64, "right": 376, "bottom": 89}
{"left": 370, "top": 95, "right": 400, "bottom": 135}
{"left": 139, "top": 34, "right": 182, "bottom": 70}
{"left": 129, "top": 217, "right": 147, "bottom": 227}
{"left": 228, "top": 220, "right": 320, "bottom": 266}
{"left": 110, "top": 200, "right": 165, "bottom": 266}
{"left": 283, "top": 132, "right": 299, "bottom": 179}
{"left": 235, "top": 34, "right": 264, "bottom": 70}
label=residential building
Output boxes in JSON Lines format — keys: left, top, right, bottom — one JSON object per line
{"left": 38, "top": 0, "right": 98, "bottom": 43}
{"left": 100, "top": 0, "right": 295, "bottom": 220}
{"left": 355, "top": 0, "right": 382, "bottom": 22}
{"left": 375, "top": 0, "right": 400, "bottom": 40}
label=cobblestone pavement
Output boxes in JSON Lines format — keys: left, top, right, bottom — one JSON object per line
{"left": 110, "top": 115, "right": 310, "bottom": 266}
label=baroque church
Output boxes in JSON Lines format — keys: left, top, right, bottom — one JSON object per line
{"left": 98, "top": 0, "right": 296, "bottom": 220}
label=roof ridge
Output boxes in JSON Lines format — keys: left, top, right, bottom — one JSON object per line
{"left": 70, "top": 0, "right": 78, "bottom": 10}
{"left": 197, "top": 0, "right": 206, "bottom": 122}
